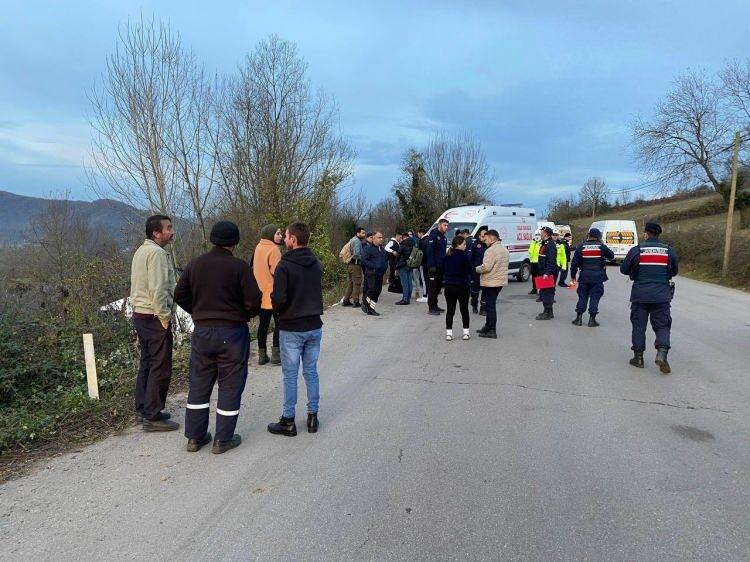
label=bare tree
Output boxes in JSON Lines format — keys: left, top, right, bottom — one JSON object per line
{"left": 214, "top": 35, "right": 354, "bottom": 231}
{"left": 632, "top": 71, "right": 736, "bottom": 193}
{"left": 580, "top": 177, "right": 609, "bottom": 218}
{"left": 423, "top": 132, "right": 495, "bottom": 209}
{"left": 89, "top": 16, "right": 217, "bottom": 252}
{"left": 89, "top": 17, "right": 181, "bottom": 215}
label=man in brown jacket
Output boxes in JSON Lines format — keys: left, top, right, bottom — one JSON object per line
{"left": 475, "top": 229, "right": 509, "bottom": 338}
{"left": 130, "top": 214, "right": 179, "bottom": 431}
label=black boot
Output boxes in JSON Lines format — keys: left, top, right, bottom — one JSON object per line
{"left": 271, "top": 346, "right": 281, "bottom": 365}
{"left": 352, "top": 300, "right": 360, "bottom": 308}
{"left": 655, "top": 348, "right": 671, "bottom": 374}
{"left": 478, "top": 329, "right": 497, "bottom": 339}
{"left": 268, "top": 416, "right": 297, "bottom": 436}
{"left": 572, "top": 313, "right": 583, "bottom": 326}
{"left": 142, "top": 418, "right": 180, "bottom": 432}
{"left": 476, "top": 324, "right": 489, "bottom": 334}
{"left": 472, "top": 305, "right": 479, "bottom": 314}
{"left": 548, "top": 306, "right": 554, "bottom": 319}
{"left": 588, "top": 314, "right": 600, "bottom": 327}
{"left": 136, "top": 411, "right": 171, "bottom": 422}
{"left": 528, "top": 288, "right": 537, "bottom": 295}
{"left": 307, "top": 413, "right": 319, "bottom": 433}
{"left": 212, "top": 434, "right": 242, "bottom": 454}
{"left": 629, "top": 351, "right": 644, "bottom": 368}
{"left": 186, "top": 432, "right": 212, "bottom": 452}
{"left": 341, "top": 299, "right": 352, "bottom": 307}
{"left": 536, "top": 307, "right": 553, "bottom": 321}
{"left": 258, "top": 348, "right": 269, "bottom": 365}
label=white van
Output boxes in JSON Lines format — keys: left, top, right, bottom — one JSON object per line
{"left": 537, "top": 220, "right": 556, "bottom": 233}
{"left": 590, "top": 220, "right": 638, "bottom": 262}
{"left": 432, "top": 205, "right": 537, "bottom": 281}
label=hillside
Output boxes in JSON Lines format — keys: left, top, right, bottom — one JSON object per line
{"left": 565, "top": 193, "right": 749, "bottom": 289}
{"left": 0, "top": 190, "right": 145, "bottom": 246}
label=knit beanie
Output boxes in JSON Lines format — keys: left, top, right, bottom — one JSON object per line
{"left": 210, "top": 221, "right": 240, "bottom": 247}
{"left": 260, "top": 224, "right": 278, "bottom": 242}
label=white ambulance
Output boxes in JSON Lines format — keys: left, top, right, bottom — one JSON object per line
{"left": 432, "top": 205, "right": 538, "bottom": 281}
{"left": 589, "top": 219, "right": 638, "bottom": 262}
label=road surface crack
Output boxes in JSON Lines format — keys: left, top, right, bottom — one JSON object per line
{"left": 375, "top": 377, "right": 733, "bottom": 414}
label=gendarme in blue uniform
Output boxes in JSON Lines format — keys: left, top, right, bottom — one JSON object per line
{"left": 620, "top": 228, "right": 678, "bottom": 354}
{"left": 570, "top": 231, "right": 615, "bottom": 319}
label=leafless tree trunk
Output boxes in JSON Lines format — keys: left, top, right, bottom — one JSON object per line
{"left": 580, "top": 177, "right": 609, "bottom": 218}
{"left": 423, "top": 132, "right": 495, "bottom": 209}
{"left": 632, "top": 71, "right": 736, "bottom": 193}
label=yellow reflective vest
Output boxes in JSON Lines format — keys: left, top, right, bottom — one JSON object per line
{"left": 556, "top": 242, "right": 567, "bottom": 269}
{"left": 528, "top": 240, "right": 541, "bottom": 263}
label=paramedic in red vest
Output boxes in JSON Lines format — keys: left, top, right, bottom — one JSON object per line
{"left": 569, "top": 228, "right": 614, "bottom": 327}
{"left": 535, "top": 226, "right": 558, "bottom": 320}
{"left": 620, "top": 222, "right": 678, "bottom": 373}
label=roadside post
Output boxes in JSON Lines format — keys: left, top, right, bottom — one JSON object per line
{"left": 82, "top": 333, "right": 100, "bottom": 400}
{"left": 722, "top": 131, "right": 741, "bottom": 279}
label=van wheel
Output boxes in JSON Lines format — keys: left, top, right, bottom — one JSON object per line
{"left": 516, "top": 262, "right": 531, "bottom": 282}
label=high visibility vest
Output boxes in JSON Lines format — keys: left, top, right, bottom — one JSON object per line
{"left": 556, "top": 243, "right": 567, "bottom": 269}
{"left": 529, "top": 240, "right": 540, "bottom": 263}
{"left": 637, "top": 240, "right": 670, "bottom": 284}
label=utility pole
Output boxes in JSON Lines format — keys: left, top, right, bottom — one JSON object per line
{"left": 722, "top": 131, "right": 741, "bottom": 279}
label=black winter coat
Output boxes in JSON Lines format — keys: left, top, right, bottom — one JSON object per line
{"left": 271, "top": 247, "right": 324, "bottom": 332}
{"left": 361, "top": 243, "right": 388, "bottom": 275}
{"left": 395, "top": 237, "right": 415, "bottom": 269}
{"left": 174, "top": 246, "right": 261, "bottom": 326}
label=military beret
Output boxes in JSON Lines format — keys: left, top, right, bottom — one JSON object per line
{"left": 645, "top": 222, "right": 662, "bottom": 235}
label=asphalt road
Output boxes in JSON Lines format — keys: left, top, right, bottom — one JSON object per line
{"left": 1, "top": 271, "right": 748, "bottom": 561}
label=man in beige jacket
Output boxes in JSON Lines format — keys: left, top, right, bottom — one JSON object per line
{"left": 130, "top": 214, "right": 179, "bottom": 431}
{"left": 475, "top": 229, "right": 509, "bottom": 339}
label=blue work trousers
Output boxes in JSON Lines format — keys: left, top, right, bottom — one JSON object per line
{"left": 576, "top": 282, "right": 604, "bottom": 315}
{"left": 630, "top": 302, "right": 671, "bottom": 352}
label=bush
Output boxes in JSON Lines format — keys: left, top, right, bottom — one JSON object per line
{"left": 0, "top": 310, "right": 190, "bottom": 455}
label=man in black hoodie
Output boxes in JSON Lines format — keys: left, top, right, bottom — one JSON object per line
{"left": 267, "top": 221, "right": 324, "bottom": 437}
{"left": 174, "top": 221, "right": 262, "bottom": 454}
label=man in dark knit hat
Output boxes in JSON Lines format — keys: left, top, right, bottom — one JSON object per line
{"left": 570, "top": 227, "right": 615, "bottom": 327}
{"left": 174, "top": 221, "right": 262, "bottom": 454}
{"left": 620, "top": 222, "right": 679, "bottom": 373}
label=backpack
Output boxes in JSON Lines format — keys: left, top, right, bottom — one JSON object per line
{"left": 338, "top": 240, "right": 353, "bottom": 264}
{"left": 406, "top": 245, "right": 424, "bottom": 269}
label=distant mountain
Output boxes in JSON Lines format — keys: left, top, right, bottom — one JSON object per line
{"left": 0, "top": 190, "right": 146, "bottom": 246}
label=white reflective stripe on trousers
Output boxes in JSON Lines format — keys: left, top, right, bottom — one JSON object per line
{"left": 186, "top": 403, "right": 210, "bottom": 409}
{"left": 216, "top": 408, "right": 240, "bottom": 416}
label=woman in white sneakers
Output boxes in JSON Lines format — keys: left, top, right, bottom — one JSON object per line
{"left": 441, "top": 235, "right": 473, "bottom": 341}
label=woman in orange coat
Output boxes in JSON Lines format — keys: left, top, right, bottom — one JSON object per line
{"left": 253, "top": 224, "right": 283, "bottom": 365}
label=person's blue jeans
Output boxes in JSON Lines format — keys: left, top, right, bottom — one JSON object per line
{"left": 280, "top": 328, "right": 322, "bottom": 418}
{"left": 398, "top": 267, "right": 413, "bottom": 302}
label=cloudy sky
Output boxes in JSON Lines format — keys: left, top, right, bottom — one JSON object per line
{"left": 1, "top": 0, "right": 749, "bottom": 212}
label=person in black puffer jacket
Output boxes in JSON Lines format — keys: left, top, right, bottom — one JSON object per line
{"left": 442, "top": 236, "right": 473, "bottom": 341}
{"left": 394, "top": 232, "right": 414, "bottom": 305}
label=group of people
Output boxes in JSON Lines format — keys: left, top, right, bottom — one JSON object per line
{"left": 340, "top": 220, "right": 511, "bottom": 339}
{"left": 129, "top": 213, "right": 679, "bottom": 455}
{"left": 341, "top": 220, "right": 679, "bottom": 372}
{"left": 130, "top": 215, "right": 323, "bottom": 454}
